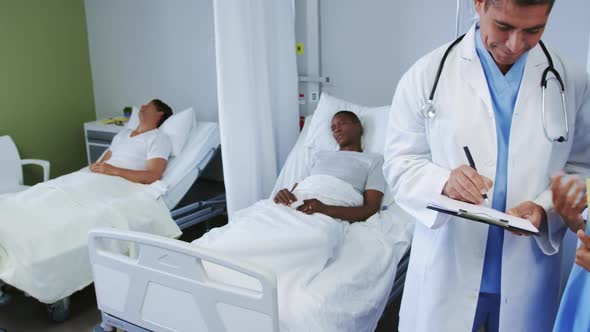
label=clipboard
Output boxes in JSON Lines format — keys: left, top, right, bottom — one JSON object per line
{"left": 427, "top": 195, "right": 539, "bottom": 235}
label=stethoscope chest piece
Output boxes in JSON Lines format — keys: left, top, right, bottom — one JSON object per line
{"left": 422, "top": 99, "right": 436, "bottom": 118}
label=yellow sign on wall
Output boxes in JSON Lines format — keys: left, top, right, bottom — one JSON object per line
{"left": 296, "top": 42, "right": 304, "bottom": 55}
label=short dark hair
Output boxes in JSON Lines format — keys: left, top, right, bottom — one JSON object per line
{"left": 151, "top": 99, "right": 173, "bottom": 127}
{"left": 485, "top": 0, "right": 555, "bottom": 13}
{"left": 333, "top": 110, "right": 363, "bottom": 135}
{"left": 334, "top": 110, "right": 361, "bottom": 124}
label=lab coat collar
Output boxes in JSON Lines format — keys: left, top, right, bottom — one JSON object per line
{"left": 459, "top": 24, "right": 494, "bottom": 117}
{"left": 458, "top": 23, "right": 547, "bottom": 68}
{"left": 457, "top": 23, "right": 548, "bottom": 117}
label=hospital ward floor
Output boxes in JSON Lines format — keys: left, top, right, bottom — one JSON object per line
{"left": 0, "top": 214, "right": 402, "bottom": 332}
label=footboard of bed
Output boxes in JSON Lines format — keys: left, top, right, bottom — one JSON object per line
{"left": 88, "top": 229, "right": 279, "bottom": 332}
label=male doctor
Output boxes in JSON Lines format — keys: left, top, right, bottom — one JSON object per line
{"left": 384, "top": 0, "right": 590, "bottom": 331}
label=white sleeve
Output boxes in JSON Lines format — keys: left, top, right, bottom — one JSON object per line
{"left": 383, "top": 64, "right": 451, "bottom": 229}
{"left": 147, "top": 132, "right": 172, "bottom": 160}
{"left": 533, "top": 188, "right": 569, "bottom": 255}
{"left": 534, "top": 72, "right": 590, "bottom": 255}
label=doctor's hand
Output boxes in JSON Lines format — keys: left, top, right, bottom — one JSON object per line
{"left": 575, "top": 230, "right": 590, "bottom": 272}
{"left": 551, "top": 173, "right": 587, "bottom": 233}
{"left": 442, "top": 165, "right": 493, "bottom": 204}
{"left": 506, "top": 201, "right": 547, "bottom": 236}
{"left": 274, "top": 188, "right": 297, "bottom": 206}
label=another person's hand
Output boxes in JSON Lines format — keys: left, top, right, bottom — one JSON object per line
{"left": 90, "top": 162, "right": 117, "bottom": 176}
{"left": 551, "top": 173, "right": 587, "bottom": 233}
{"left": 442, "top": 165, "right": 493, "bottom": 204}
{"left": 506, "top": 201, "right": 547, "bottom": 236}
{"left": 274, "top": 188, "right": 297, "bottom": 206}
{"left": 575, "top": 230, "right": 590, "bottom": 272}
{"left": 297, "top": 198, "right": 327, "bottom": 215}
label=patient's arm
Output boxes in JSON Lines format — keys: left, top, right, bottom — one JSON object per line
{"left": 90, "top": 158, "right": 167, "bottom": 184}
{"left": 296, "top": 189, "right": 383, "bottom": 222}
{"left": 98, "top": 150, "right": 112, "bottom": 163}
{"left": 273, "top": 183, "right": 299, "bottom": 206}
{"left": 89, "top": 150, "right": 112, "bottom": 170}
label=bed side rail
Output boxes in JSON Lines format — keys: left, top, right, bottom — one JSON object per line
{"left": 88, "top": 228, "right": 279, "bottom": 332}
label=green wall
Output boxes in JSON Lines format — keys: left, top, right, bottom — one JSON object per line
{"left": 0, "top": 0, "right": 95, "bottom": 184}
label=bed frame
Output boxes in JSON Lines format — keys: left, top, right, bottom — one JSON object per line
{"left": 91, "top": 233, "right": 409, "bottom": 332}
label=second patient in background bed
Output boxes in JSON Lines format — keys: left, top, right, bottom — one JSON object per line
{"left": 90, "top": 99, "right": 173, "bottom": 184}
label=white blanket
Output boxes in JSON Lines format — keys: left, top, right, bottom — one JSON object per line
{"left": 0, "top": 171, "right": 181, "bottom": 303}
{"left": 193, "top": 175, "right": 413, "bottom": 331}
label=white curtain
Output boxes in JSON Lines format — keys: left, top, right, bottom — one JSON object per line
{"left": 214, "top": 0, "right": 300, "bottom": 217}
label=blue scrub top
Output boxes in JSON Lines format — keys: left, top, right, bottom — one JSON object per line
{"left": 553, "top": 221, "right": 590, "bottom": 332}
{"left": 475, "top": 27, "right": 528, "bottom": 294}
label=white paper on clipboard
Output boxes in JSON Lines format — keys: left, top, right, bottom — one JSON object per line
{"left": 428, "top": 195, "right": 539, "bottom": 234}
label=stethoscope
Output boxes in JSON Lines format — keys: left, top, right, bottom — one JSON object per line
{"left": 421, "top": 34, "right": 569, "bottom": 143}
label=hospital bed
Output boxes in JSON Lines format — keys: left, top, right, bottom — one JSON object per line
{"left": 90, "top": 105, "right": 415, "bottom": 332}
{"left": 0, "top": 121, "right": 224, "bottom": 322}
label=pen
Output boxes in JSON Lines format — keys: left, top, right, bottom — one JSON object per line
{"left": 463, "top": 146, "right": 489, "bottom": 203}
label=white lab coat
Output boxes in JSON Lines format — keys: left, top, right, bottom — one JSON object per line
{"left": 384, "top": 25, "right": 590, "bottom": 332}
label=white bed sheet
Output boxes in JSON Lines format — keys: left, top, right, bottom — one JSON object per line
{"left": 273, "top": 115, "right": 414, "bottom": 330}
{"left": 0, "top": 172, "right": 181, "bottom": 303}
{"left": 196, "top": 173, "right": 413, "bottom": 331}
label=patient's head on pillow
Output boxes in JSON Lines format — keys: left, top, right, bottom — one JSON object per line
{"left": 138, "top": 99, "right": 173, "bottom": 129}
{"left": 331, "top": 110, "right": 363, "bottom": 151}
{"left": 151, "top": 99, "right": 173, "bottom": 127}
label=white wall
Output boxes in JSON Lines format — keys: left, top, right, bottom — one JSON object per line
{"left": 84, "top": 0, "right": 218, "bottom": 121}
{"left": 316, "top": 0, "right": 590, "bottom": 107}
{"left": 542, "top": 0, "right": 590, "bottom": 70}
{"left": 318, "top": 0, "right": 455, "bottom": 107}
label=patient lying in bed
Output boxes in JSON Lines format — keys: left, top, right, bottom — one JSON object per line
{"left": 274, "top": 111, "right": 385, "bottom": 222}
{"left": 90, "top": 99, "right": 173, "bottom": 184}
{"left": 194, "top": 111, "right": 386, "bottom": 331}
{"left": 0, "top": 99, "right": 182, "bottom": 304}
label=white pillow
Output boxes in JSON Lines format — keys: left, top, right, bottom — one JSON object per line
{"left": 126, "top": 106, "right": 196, "bottom": 156}
{"left": 305, "top": 92, "right": 390, "bottom": 154}
{"left": 160, "top": 107, "right": 196, "bottom": 156}
{"left": 360, "top": 105, "right": 390, "bottom": 155}
{"left": 125, "top": 106, "right": 140, "bottom": 130}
